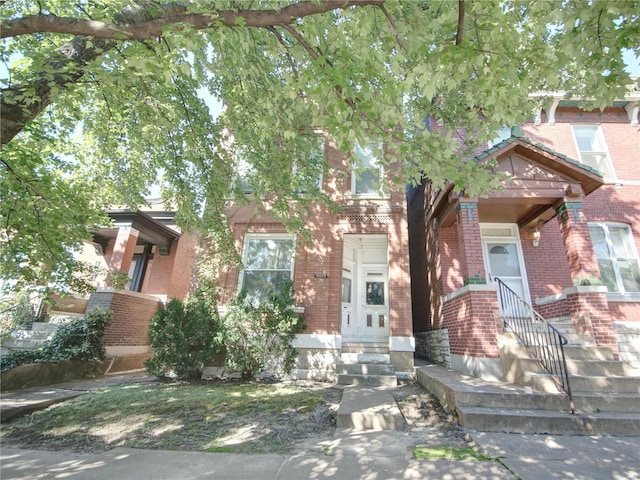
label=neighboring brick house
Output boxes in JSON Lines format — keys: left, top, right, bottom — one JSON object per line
{"left": 53, "top": 203, "right": 196, "bottom": 358}
{"left": 217, "top": 139, "right": 415, "bottom": 380}
{"left": 415, "top": 92, "right": 640, "bottom": 380}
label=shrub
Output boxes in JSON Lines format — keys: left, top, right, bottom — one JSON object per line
{"left": 0, "top": 308, "right": 112, "bottom": 373}
{"left": 145, "top": 286, "right": 224, "bottom": 381}
{"left": 223, "top": 283, "right": 305, "bottom": 380}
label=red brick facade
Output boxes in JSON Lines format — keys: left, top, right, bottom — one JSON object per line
{"left": 217, "top": 138, "right": 415, "bottom": 375}
{"left": 422, "top": 100, "right": 640, "bottom": 377}
{"left": 86, "top": 290, "right": 162, "bottom": 352}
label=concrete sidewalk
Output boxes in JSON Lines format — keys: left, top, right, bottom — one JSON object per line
{"left": 3, "top": 433, "right": 640, "bottom": 479}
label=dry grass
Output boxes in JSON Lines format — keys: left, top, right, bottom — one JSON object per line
{"left": 1, "top": 379, "right": 342, "bottom": 454}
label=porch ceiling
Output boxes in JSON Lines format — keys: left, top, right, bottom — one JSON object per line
{"left": 93, "top": 209, "right": 180, "bottom": 251}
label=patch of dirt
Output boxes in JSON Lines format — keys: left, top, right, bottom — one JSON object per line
{"left": 393, "top": 380, "right": 473, "bottom": 450}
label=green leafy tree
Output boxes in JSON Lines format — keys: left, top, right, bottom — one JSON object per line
{"left": 1, "top": 1, "right": 638, "bottom": 290}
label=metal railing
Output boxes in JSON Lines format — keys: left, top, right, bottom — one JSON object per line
{"left": 496, "top": 278, "right": 575, "bottom": 414}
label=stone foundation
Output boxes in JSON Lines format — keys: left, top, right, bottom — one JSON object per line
{"left": 415, "top": 329, "right": 451, "bottom": 367}
{"left": 614, "top": 321, "right": 640, "bottom": 366}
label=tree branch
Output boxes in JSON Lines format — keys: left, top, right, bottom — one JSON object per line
{"left": 1, "top": 1, "right": 386, "bottom": 40}
{"left": 378, "top": 4, "right": 403, "bottom": 49}
{"left": 456, "top": 0, "right": 465, "bottom": 45}
{"left": 1, "top": 0, "right": 385, "bottom": 146}
{"left": 266, "top": 26, "right": 299, "bottom": 79}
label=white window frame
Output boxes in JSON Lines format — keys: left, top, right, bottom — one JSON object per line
{"left": 350, "top": 140, "right": 388, "bottom": 198}
{"left": 571, "top": 125, "right": 616, "bottom": 181}
{"left": 238, "top": 233, "right": 296, "bottom": 302}
{"left": 588, "top": 222, "right": 640, "bottom": 295}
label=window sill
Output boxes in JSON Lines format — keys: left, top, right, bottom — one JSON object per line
{"left": 607, "top": 293, "right": 640, "bottom": 303}
{"left": 345, "top": 194, "right": 391, "bottom": 200}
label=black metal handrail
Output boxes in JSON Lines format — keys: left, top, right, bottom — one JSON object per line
{"left": 495, "top": 278, "right": 575, "bottom": 414}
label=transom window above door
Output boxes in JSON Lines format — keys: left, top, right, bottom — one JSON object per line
{"left": 239, "top": 234, "right": 295, "bottom": 303}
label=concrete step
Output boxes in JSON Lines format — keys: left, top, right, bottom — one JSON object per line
{"left": 509, "top": 355, "right": 637, "bottom": 377}
{"left": 340, "top": 353, "right": 390, "bottom": 364}
{"left": 336, "top": 387, "right": 403, "bottom": 430}
{"left": 563, "top": 346, "right": 615, "bottom": 361}
{"left": 457, "top": 406, "right": 640, "bottom": 435}
{"left": 30, "top": 322, "right": 62, "bottom": 333}
{"left": 548, "top": 324, "right": 576, "bottom": 335}
{"left": 565, "top": 358, "right": 631, "bottom": 376}
{"left": 447, "top": 386, "right": 640, "bottom": 414}
{"left": 531, "top": 373, "right": 640, "bottom": 394}
{"left": 341, "top": 342, "right": 389, "bottom": 354}
{"left": 1, "top": 338, "right": 47, "bottom": 350}
{"left": 562, "top": 333, "right": 597, "bottom": 346}
{"left": 336, "top": 373, "right": 397, "bottom": 387}
{"left": 417, "top": 363, "right": 640, "bottom": 435}
{"left": 336, "top": 363, "right": 395, "bottom": 376}
{"left": 574, "top": 392, "right": 640, "bottom": 413}
{"left": 47, "top": 312, "right": 84, "bottom": 323}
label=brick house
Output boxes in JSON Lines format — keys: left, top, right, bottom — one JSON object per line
{"left": 49, "top": 203, "right": 196, "bottom": 359}
{"left": 414, "top": 93, "right": 640, "bottom": 381}
{"left": 217, "top": 139, "right": 415, "bottom": 380}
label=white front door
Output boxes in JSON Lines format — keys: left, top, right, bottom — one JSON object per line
{"left": 359, "top": 266, "right": 390, "bottom": 340}
{"left": 481, "top": 224, "right": 531, "bottom": 305}
{"left": 342, "top": 235, "right": 390, "bottom": 342}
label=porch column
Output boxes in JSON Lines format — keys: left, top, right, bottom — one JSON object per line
{"left": 455, "top": 200, "right": 487, "bottom": 284}
{"left": 555, "top": 200, "right": 618, "bottom": 357}
{"left": 554, "top": 201, "right": 599, "bottom": 285}
{"left": 108, "top": 226, "right": 139, "bottom": 279}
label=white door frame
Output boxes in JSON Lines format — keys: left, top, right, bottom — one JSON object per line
{"left": 341, "top": 259, "right": 355, "bottom": 337}
{"left": 480, "top": 223, "right": 531, "bottom": 305}
{"left": 341, "top": 235, "right": 390, "bottom": 342}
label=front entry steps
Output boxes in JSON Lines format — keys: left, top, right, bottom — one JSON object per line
{"left": 336, "top": 342, "right": 397, "bottom": 388}
{"left": 417, "top": 363, "right": 640, "bottom": 435}
{"left": 417, "top": 326, "right": 640, "bottom": 435}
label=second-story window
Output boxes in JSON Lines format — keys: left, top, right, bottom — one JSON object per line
{"left": 571, "top": 125, "right": 615, "bottom": 180}
{"left": 234, "top": 148, "right": 256, "bottom": 194}
{"left": 352, "top": 141, "right": 385, "bottom": 197}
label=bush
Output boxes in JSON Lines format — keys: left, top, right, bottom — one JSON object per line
{"left": 223, "top": 283, "right": 305, "bottom": 380}
{"left": 0, "top": 308, "right": 112, "bottom": 373}
{"left": 145, "top": 286, "right": 224, "bottom": 381}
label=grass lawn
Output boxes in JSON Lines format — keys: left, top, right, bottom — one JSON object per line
{"left": 1, "top": 380, "right": 341, "bottom": 454}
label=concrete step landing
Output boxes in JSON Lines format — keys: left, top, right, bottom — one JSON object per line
{"left": 336, "top": 387, "right": 403, "bottom": 431}
{"left": 336, "top": 361, "right": 397, "bottom": 387}
{"left": 417, "top": 363, "right": 640, "bottom": 435}
{"left": 457, "top": 406, "right": 640, "bottom": 436}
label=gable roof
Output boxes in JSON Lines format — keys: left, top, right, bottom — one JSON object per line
{"left": 474, "top": 128, "right": 605, "bottom": 196}
{"left": 428, "top": 131, "right": 606, "bottom": 228}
